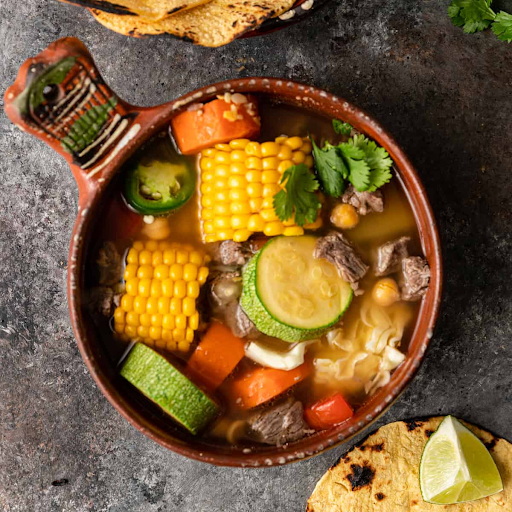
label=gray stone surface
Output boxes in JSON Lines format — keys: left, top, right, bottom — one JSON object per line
{"left": 1, "top": 0, "right": 511, "bottom": 510}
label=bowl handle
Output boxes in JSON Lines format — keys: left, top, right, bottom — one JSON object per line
{"left": 4, "top": 37, "right": 148, "bottom": 201}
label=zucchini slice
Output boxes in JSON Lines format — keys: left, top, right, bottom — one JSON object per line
{"left": 241, "top": 236, "right": 353, "bottom": 342}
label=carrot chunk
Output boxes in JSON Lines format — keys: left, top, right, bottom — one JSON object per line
{"left": 187, "top": 322, "right": 246, "bottom": 390}
{"left": 226, "top": 362, "right": 311, "bottom": 410}
{"left": 171, "top": 96, "right": 261, "bottom": 155}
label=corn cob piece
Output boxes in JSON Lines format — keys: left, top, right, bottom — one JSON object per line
{"left": 199, "top": 136, "right": 322, "bottom": 243}
{"left": 113, "top": 240, "right": 210, "bottom": 353}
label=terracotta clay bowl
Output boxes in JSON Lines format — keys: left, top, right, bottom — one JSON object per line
{"left": 4, "top": 37, "right": 442, "bottom": 467}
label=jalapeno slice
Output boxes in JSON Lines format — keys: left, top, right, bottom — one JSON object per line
{"left": 124, "top": 157, "right": 196, "bottom": 215}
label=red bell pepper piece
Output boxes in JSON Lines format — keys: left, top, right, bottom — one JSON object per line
{"left": 304, "top": 393, "right": 354, "bottom": 430}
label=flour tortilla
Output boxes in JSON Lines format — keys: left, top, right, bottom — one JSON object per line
{"left": 60, "top": 0, "right": 210, "bottom": 21}
{"left": 90, "top": 0, "right": 295, "bottom": 47}
{"left": 308, "top": 417, "right": 511, "bottom": 511}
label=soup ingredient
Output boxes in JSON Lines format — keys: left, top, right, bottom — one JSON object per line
{"left": 227, "top": 361, "right": 311, "bottom": 409}
{"left": 241, "top": 236, "right": 353, "bottom": 342}
{"left": 171, "top": 96, "right": 260, "bottom": 155}
{"left": 210, "top": 240, "right": 252, "bottom": 267}
{"left": 186, "top": 322, "right": 246, "bottom": 390}
{"left": 304, "top": 393, "right": 354, "bottom": 430}
{"left": 308, "top": 417, "right": 511, "bottom": 512}
{"left": 401, "top": 256, "right": 430, "bottom": 301}
{"left": 372, "top": 278, "right": 400, "bottom": 307}
{"left": 245, "top": 340, "right": 312, "bottom": 371}
{"left": 273, "top": 164, "right": 322, "bottom": 227}
{"left": 96, "top": 241, "right": 123, "bottom": 286}
{"left": 380, "top": 345, "right": 405, "bottom": 371}
{"left": 140, "top": 217, "right": 172, "bottom": 240}
{"left": 113, "top": 240, "right": 210, "bottom": 352}
{"left": 340, "top": 184, "right": 384, "bottom": 216}
{"left": 314, "top": 232, "right": 368, "bottom": 292}
{"left": 120, "top": 343, "right": 219, "bottom": 435}
{"left": 375, "top": 236, "right": 410, "bottom": 276}
{"left": 448, "top": 0, "right": 512, "bottom": 43}
{"left": 420, "top": 416, "right": 503, "bottom": 504}
{"left": 311, "top": 134, "right": 393, "bottom": 196}
{"left": 124, "top": 158, "right": 195, "bottom": 215}
{"left": 330, "top": 203, "right": 359, "bottom": 230}
{"left": 247, "top": 398, "right": 310, "bottom": 446}
{"left": 199, "top": 136, "right": 319, "bottom": 243}
{"left": 87, "top": 286, "right": 122, "bottom": 319}
{"left": 332, "top": 120, "right": 352, "bottom": 136}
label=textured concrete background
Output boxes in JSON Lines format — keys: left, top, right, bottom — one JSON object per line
{"left": 1, "top": 0, "right": 512, "bottom": 510}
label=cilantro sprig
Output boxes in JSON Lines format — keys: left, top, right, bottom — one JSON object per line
{"left": 273, "top": 164, "right": 321, "bottom": 226}
{"left": 310, "top": 132, "right": 392, "bottom": 197}
{"left": 448, "top": 0, "right": 512, "bottom": 42}
{"left": 332, "top": 119, "right": 353, "bottom": 136}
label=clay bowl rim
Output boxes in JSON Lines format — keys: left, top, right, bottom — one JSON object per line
{"left": 68, "top": 77, "right": 443, "bottom": 468}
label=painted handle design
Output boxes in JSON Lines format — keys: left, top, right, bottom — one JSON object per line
{"left": 4, "top": 37, "right": 137, "bottom": 175}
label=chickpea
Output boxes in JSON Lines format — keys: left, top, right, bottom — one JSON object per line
{"left": 372, "top": 278, "right": 400, "bottom": 307}
{"left": 330, "top": 203, "right": 359, "bottom": 230}
{"left": 141, "top": 217, "right": 171, "bottom": 240}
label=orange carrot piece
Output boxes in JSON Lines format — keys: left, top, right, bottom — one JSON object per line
{"left": 187, "top": 322, "right": 246, "bottom": 390}
{"left": 171, "top": 96, "right": 260, "bottom": 155}
{"left": 227, "top": 362, "right": 312, "bottom": 410}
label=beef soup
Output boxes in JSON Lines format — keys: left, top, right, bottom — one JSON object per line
{"left": 85, "top": 95, "right": 430, "bottom": 447}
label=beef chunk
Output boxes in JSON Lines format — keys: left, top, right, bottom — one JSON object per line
{"left": 247, "top": 399, "right": 311, "bottom": 446}
{"left": 375, "top": 236, "right": 410, "bottom": 276}
{"left": 401, "top": 256, "right": 430, "bottom": 301}
{"left": 314, "top": 232, "right": 368, "bottom": 289}
{"left": 96, "top": 241, "right": 122, "bottom": 286}
{"left": 234, "top": 305, "right": 257, "bottom": 338}
{"left": 209, "top": 240, "right": 252, "bottom": 267}
{"left": 87, "top": 286, "right": 121, "bottom": 318}
{"left": 341, "top": 185, "right": 384, "bottom": 215}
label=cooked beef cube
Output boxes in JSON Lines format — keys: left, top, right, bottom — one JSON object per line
{"left": 375, "top": 236, "right": 411, "bottom": 276}
{"left": 247, "top": 398, "right": 311, "bottom": 446}
{"left": 314, "top": 232, "right": 369, "bottom": 289}
{"left": 341, "top": 185, "right": 384, "bottom": 216}
{"left": 96, "top": 241, "right": 122, "bottom": 286}
{"left": 87, "top": 286, "right": 121, "bottom": 318}
{"left": 234, "top": 305, "right": 257, "bottom": 338}
{"left": 209, "top": 240, "right": 252, "bottom": 267}
{"left": 401, "top": 256, "right": 430, "bottom": 301}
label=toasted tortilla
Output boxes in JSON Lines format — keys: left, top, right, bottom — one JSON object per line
{"left": 60, "top": 0, "right": 211, "bottom": 21}
{"left": 90, "top": 0, "right": 295, "bottom": 47}
{"left": 308, "top": 417, "right": 511, "bottom": 511}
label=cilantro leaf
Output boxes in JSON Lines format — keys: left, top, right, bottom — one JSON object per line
{"left": 448, "top": 4, "right": 465, "bottom": 26}
{"left": 311, "top": 137, "right": 347, "bottom": 197}
{"left": 273, "top": 164, "right": 321, "bottom": 227}
{"left": 492, "top": 11, "right": 512, "bottom": 42}
{"left": 338, "top": 143, "right": 371, "bottom": 192}
{"left": 332, "top": 120, "right": 353, "bottom": 136}
{"left": 448, "top": 0, "right": 496, "bottom": 33}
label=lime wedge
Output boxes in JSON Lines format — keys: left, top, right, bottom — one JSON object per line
{"left": 419, "top": 416, "right": 503, "bottom": 505}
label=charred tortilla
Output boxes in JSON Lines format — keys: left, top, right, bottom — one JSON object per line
{"left": 60, "top": 0, "right": 210, "bottom": 21}
{"left": 90, "top": 0, "right": 295, "bottom": 47}
{"left": 308, "top": 417, "right": 511, "bottom": 511}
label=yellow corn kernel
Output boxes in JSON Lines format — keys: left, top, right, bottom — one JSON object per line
{"left": 121, "top": 295, "right": 134, "bottom": 312}
{"left": 292, "top": 151, "right": 306, "bottom": 164}
{"left": 277, "top": 145, "right": 293, "bottom": 160}
{"left": 283, "top": 226, "right": 305, "bottom": 237}
{"left": 169, "top": 263, "right": 183, "bottom": 281}
{"left": 201, "top": 183, "right": 213, "bottom": 195}
{"left": 146, "top": 240, "right": 158, "bottom": 251}
{"left": 215, "top": 143, "right": 231, "bottom": 152}
{"left": 264, "top": 221, "right": 285, "bottom": 236}
{"left": 230, "top": 149, "right": 247, "bottom": 162}
{"left": 150, "top": 280, "right": 162, "bottom": 297}
{"left": 305, "top": 155, "right": 314, "bottom": 168}
{"left": 230, "top": 202, "right": 251, "bottom": 215}
{"left": 200, "top": 157, "right": 213, "bottom": 171}
{"left": 231, "top": 214, "right": 251, "bottom": 229}
{"left": 132, "top": 241, "right": 144, "bottom": 251}
{"left": 155, "top": 339, "right": 166, "bottom": 349}
{"left": 260, "top": 209, "right": 279, "bottom": 222}
{"left": 151, "top": 313, "right": 163, "bottom": 327}
{"left": 285, "top": 136, "right": 303, "bottom": 150}
{"left": 304, "top": 215, "right": 323, "bottom": 230}
{"left": 230, "top": 189, "right": 249, "bottom": 202}
{"left": 125, "top": 278, "right": 139, "bottom": 296}
{"left": 247, "top": 214, "right": 265, "bottom": 232}
{"left": 229, "top": 175, "right": 248, "bottom": 188}
{"left": 163, "top": 249, "right": 176, "bottom": 265}
{"left": 187, "top": 281, "right": 200, "bottom": 299}
{"left": 158, "top": 241, "right": 171, "bottom": 251}
{"left": 263, "top": 184, "right": 281, "bottom": 198}
{"left": 151, "top": 251, "right": 163, "bottom": 266}
{"left": 249, "top": 198, "right": 263, "bottom": 212}
{"left": 173, "top": 328, "right": 186, "bottom": 342}
{"left": 247, "top": 183, "right": 263, "bottom": 198}
{"left": 174, "top": 280, "right": 186, "bottom": 299}
{"left": 203, "top": 220, "right": 215, "bottom": 234}
{"left": 246, "top": 156, "right": 262, "bottom": 170}
{"left": 301, "top": 141, "right": 313, "bottom": 154}
{"left": 140, "top": 313, "right": 151, "bottom": 327}
{"left": 153, "top": 264, "right": 169, "bottom": 281}
{"left": 137, "top": 325, "right": 149, "bottom": 338}
{"left": 114, "top": 307, "right": 125, "bottom": 324}
{"left": 183, "top": 263, "right": 198, "bottom": 282}
{"left": 175, "top": 313, "right": 187, "bottom": 330}
{"left": 158, "top": 296, "right": 170, "bottom": 315}
{"left": 262, "top": 170, "right": 281, "bottom": 184}
{"left": 202, "top": 147, "right": 216, "bottom": 157}
{"left": 230, "top": 162, "right": 247, "bottom": 175}
{"left": 162, "top": 329, "right": 173, "bottom": 342}
{"left": 217, "top": 230, "right": 235, "bottom": 241}
{"left": 178, "top": 341, "right": 190, "bottom": 352}
{"left": 114, "top": 322, "right": 125, "bottom": 334}
{"left": 230, "top": 138, "right": 249, "bottom": 149}
{"left": 176, "top": 250, "right": 188, "bottom": 264}
{"left": 214, "top": 179, "right": 228, "bottom": 190}
{"left": 205, "top": 234, "right": 217, "bottom": 243}
{"left": 246, "top": 170, "right": 262, "bottom": 183}
{"left": 162, "top": 314, "right": 175, "bottom": 330}
{"left": 162, "top": 278, "right": 174, "bottom": 297}
{"left": 278, "top": 159, "right": 294, "bottom": 173}
{"left": 126, "top": 248, "right": 139, "bottom": 264}
{"left": 261, "top": 141, "right": 280, "bottom": 157}
{"left": 213, "top": 216, "right": 232, "bottom": 230}
{"left": 283, "top": 215, "right": 296, "bottom": 227}
{"left": 123, "top": 263, "right": 138, "bottom": 281}
{"left": 214, "top": 164, "right": 229, "bottom": 178}
{"left": 139, "top": 250, "right": 152, "bottom": 266}
{"left": 146, "top": 297, "right": 159, "bottom": 315}
{"left": 245, "top": 141, "right": 261, "bottom": 157}
{"left": 166, "top": 340, "right": 177, "bottom": 351}
{"left": 186, "top": 328, "right": 194, "bottom": 343}
{"left": 198, "top": 266, "right": 209, "bottom": 285}
{"left": 261, "top": 157, "right": 279, "bottom": 171}
{"left": 144, "top": 338, "right": 155, "bottom": 347}
{"left": 215, "top": 152, "right": 231, "bottom": 165}
{"left": 189, "top": 251, "right": 203, "bottom": 266}
{"left": 182, "top": 297, "right": 196, "bottom": 317}
{"left": 202, "top": 171, "right": 214, "bottom": 182}
{"left": 137, "top": 264, "right": 153, "bottom": 280}
{"left": 189, "top": 311, "right": 200, "bottom": 330}
{"left": 215, "top": 190, "right": 230, "bottom": 202}
{"left": 133, "top": 296, "right": 147, "bottom": 314}
{"left": 233, "top": 229, "right": 252, "bottom": 242}
{"left": 124, "top": 325, "right": 137, "bottom": 338}
{"left": 213, "top": 204, "right": 230, "bottom": 217}
{"left": 149, "top": 326, "right": 162, "bottom": 341}
{"left": 261, "top": 197, "right": 274, "bottom": 209}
